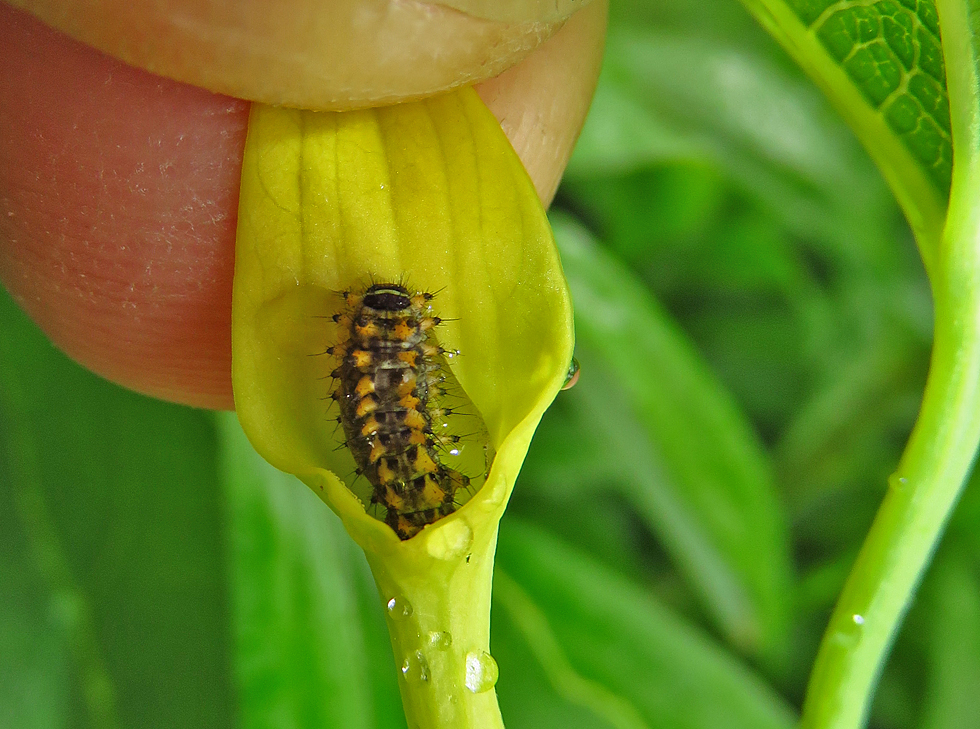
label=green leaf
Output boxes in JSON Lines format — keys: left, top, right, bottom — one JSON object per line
{"left": 736, "top": 0, "right": 948, "bottom": 268}
{"left": 494, "top": 519, "right": 797, "bottom": 729}
{"left": 216, "top": 413, "right": 405, "bottom": 729}
{"left": 0, "top": 288, "right": 233, "bottom": 729}
{"left": 802, "top": 0, "right": 950, "bottom": 191}
{"left": 551, "top": 214, "right": 793, "bottom": 659}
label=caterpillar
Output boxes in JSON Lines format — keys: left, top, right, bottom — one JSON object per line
{"left": 327, "top": 282, "right": 471, "bottom": 540}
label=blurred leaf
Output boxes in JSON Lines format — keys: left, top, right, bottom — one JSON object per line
{"left": 563, "top": 80, "right": 705, "bottom": 175}
{"left": 560, "top": 164, "right": 728, "bottom": 266}
{"left": 776, "top": 334, "right": 928, "bottom": 509}
{"left": 216, "top": 413, "right": 405, "bottom": 729}
{"left": 0, "top": 288, "right": 233, "bottom": 728}
{"left": 494, "top": 519, "right": 797, "bottom": 729}
{"left": 685, "top": 208, "right": 804, "bottom": 294}
{"left": 684, "top": 302, "right": 806, "bottom": 430}
{"left": 552, "top": 214, "right": 792, "bottom": 658}
{"left": 919, "top": 552, "right": 980, "bottom": 729}
{"left": 0, "top": 442, "right": 70, "bottom": 729}
{"left": 568, "top": 25, "right": 897, "bottom": 271}
{"left": 511, "top": 464, "right": 648, "bottom": 586}
{"left": 608, "top": 0, "right": 771, "bottom": 47}
{"left": 946, "top": 465, "right": 980, "bottom": 554}
{"left": 493, "top": 599, "right": 618, "bottom": 729}
{"left": 495, "top": 567, "right": 648, "bottom": 729}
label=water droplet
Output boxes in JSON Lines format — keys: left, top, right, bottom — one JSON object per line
{"left": 426, "top": 520, "right": 473, "bottom": 561}
{"left": 401, "top": 657, "right": 411, "bottom": 675}
{"left": 561, "top": 357, "right": 581, "bottom": 390}
{"left": 831, "top": 611, "right": 866, "bottom": 648}
{"left": 428, "top": 631, "right": 453, "bottom": 650}
{"left": 464, "top": 650, "right": 498, "bottom": 693}
{"left": 415, "top": 651, "right": 430, "bottom": 682}
{"left": 888, "top": 473, "right": 909, "bottom": 491}
{"left": 387, "top": 596, "right": 413, "bottom": 619}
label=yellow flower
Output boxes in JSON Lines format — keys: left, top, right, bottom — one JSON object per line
{"left": 232, "top": 89, "right": 573, "bottom": 727}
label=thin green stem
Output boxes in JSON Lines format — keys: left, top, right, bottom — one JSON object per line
{"left": 800, "top": 2, "right": 980, "bottom": 726}
{"left": 362, "top": 526, "right": 504, "bottom": 729}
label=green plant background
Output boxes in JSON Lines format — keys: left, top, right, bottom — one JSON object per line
{"left": 3, "top": 0, "right": 980, "bottom": 728}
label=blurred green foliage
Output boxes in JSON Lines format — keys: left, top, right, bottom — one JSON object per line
{"left": 3, "top": 1, "right": 980, "bottom": 728}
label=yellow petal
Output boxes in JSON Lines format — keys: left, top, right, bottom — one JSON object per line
{"left": 234, "top": 89, "right": 571, "bottom": 505}
{"left": 233, "top": 87, "right": 572, "bottom": 726}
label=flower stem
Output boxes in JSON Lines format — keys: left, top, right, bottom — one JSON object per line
{"left": 800, "top": 4, "right": 980, "bottom": 726}
{"left": 363, "top": 524, "right": 504, "bottom": 729}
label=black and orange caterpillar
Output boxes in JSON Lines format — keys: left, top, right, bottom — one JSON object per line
{"left": 328, "top": 283, "right": 470, "bottom": 539}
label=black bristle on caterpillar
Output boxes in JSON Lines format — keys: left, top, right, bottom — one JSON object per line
{"left": 330, "top": 282, "right": 471, "bottom": 540}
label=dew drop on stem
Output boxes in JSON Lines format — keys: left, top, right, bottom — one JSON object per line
{"left": 387, "top": 596, "right": 413, "bottom": 619}
{"left": 464, "top": 650, "right": 499, "bottom": 693}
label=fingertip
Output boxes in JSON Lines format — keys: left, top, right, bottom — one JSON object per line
{"left": 476, "top": 0, "right": 607, "bottom": 206}
{"left": 13, "top": 0, "right": 569, "bottom": 110}
{"left": 0, "top": 4, "right": 244, "bottom": 409}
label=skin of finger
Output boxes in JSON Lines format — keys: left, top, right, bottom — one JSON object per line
{"left": 0, "top": 3, "right": 605, "bottom": 410}
{"left": 10, "top": 0, "right": 569, "bottom": 110}
{"left": 476, "top": 0, "right": 607, "bottom": 206}
{"left": 0, "top": 4, "right": 247, "bottom": 410}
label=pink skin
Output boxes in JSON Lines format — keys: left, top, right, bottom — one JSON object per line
{"left": 1, "top": 5, "right": 244, "bottom": 408}
{"left": 0, "top": 3, "right": 600, "bottom": 409}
